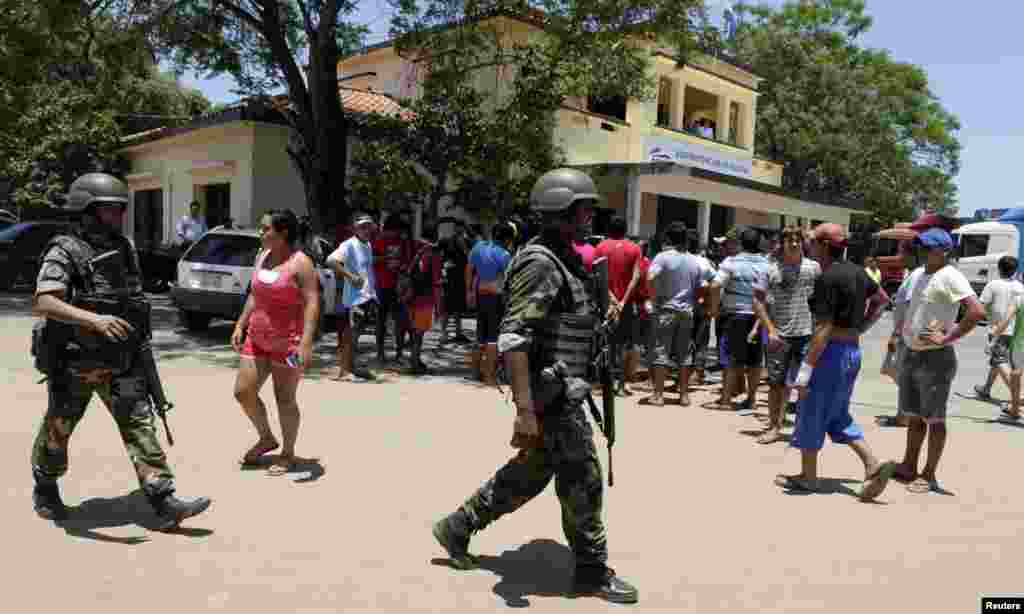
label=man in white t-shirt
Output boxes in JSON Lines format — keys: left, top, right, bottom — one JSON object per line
{"left": 327, "top": 214, "right": 378, "bottom": 381}
{"left": 974, "top": 255, "right": 1024, "bottom": 400}
{"left": 893, "top": 228, "right": 984, "bottom": 494}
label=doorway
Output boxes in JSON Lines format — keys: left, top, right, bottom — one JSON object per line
{"left": 204, "top": 183, "right": 231, "bottom": 229}
{"left": 133, "top": 189, "right": 164, "bottom": 248}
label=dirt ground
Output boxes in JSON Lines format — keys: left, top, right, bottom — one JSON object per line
{"left": 1, "top": 292, "right": 1020, "bottom": 613}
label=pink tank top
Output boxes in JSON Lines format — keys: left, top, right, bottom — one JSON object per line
{"left": 247, "top": 250, "right": 304, "bottom": 352}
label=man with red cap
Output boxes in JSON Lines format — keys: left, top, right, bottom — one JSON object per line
{"left": 776, "top": 223, "right": 897, "bottom": 500}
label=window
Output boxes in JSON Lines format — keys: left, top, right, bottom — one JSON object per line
{"left": 729, "top": 101, "right": 742, "bottom": 146}
{"left": 183, "top": 234, "right": 261, "bottom": 266}
{"left": 873, "top": 238, "right": 900, "bottom": 258}
{"left": 957, "top": 234, "right": 989, "bottom": 259}
{"left": 683, "top": 86, "right": 719, "bottom": 140}
{"left": 587, "top": 94, "right": 627, "bottom": 123}
{"left": 656, "top": 78, "right": 673, "bottom": 128}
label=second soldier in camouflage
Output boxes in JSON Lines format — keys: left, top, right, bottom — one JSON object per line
{"left": 432, "top": 168, "right": 639, "bottom": 604}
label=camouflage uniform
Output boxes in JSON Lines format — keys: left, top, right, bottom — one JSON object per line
{"left": 451, "top": 238, "right": 609, "bottom": 578}
{"left": 31, "top": 229, "right": 175, "bottom": 499}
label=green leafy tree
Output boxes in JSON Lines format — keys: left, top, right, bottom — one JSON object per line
{"left": 729, "top": 0, "right": 961, "bottom": 224}
{"left": 152, "top": 0, "right": 370, "bottom": 230}
{"left": 348, "top": 138, "right": 432, "bottom": 213}
{"left": 0, "top": 1, "right": 210, "bottom": 212}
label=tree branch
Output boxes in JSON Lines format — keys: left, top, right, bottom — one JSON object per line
{"left": 294, "top": 0, "right": 315, "bottom": 38}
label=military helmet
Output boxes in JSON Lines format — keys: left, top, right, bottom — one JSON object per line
{"left": 63, "top": 173, "right": 129, "bottom": 213}
{"left": 529, "top": 168, "right": 601, "bottom": 212}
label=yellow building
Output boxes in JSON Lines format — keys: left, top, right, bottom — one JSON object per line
{"left": 339, "top": 13, "right": 863, "bottom": 244}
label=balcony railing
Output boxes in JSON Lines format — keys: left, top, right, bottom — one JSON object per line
{"left": 654, "top": 124, "right": 749, "bottom": 153}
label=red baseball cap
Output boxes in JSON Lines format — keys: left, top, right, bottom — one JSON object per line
{"left": 812, "top": 223, "right": 848, "bottom": 248}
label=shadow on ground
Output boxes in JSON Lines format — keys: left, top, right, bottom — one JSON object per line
{"left": 53, "top": 489, "right": 213, "bottom": 544}
{"left": 433, "top": 538, "right": 574, "bottom": 607}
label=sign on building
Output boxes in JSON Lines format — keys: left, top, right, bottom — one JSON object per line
{"left": 644, "top": 136, "right": 753, "bottom": 180}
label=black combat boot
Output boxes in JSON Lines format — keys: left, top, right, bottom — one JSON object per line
{"left": 33, "top": 482, "right": 68, "bottom": 521}
{"left": 573, "top": 567, "right": 639, "bottom": 604}
{"left": 432, "top": 511, "right": 477, "bottom": 570}
{"left": 148, "top": 493, "right": 212, "bottom": 530}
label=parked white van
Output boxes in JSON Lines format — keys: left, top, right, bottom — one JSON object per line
{"left": 952, "top": 221, "right": 1019, "bottom": 295}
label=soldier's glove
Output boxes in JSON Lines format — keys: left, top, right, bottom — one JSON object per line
{"left": 511, "top": 410, "right": 542, "bottom": 449}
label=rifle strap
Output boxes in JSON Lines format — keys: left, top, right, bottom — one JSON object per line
{"left": 584, "top": 391, "right": 605, "bottom": 435}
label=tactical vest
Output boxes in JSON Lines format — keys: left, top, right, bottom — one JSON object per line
{"left": 32, "top": 231, "right": 151, "bottom": 375}
{"left": 510, "top": 243, "right": 595, "bottom": 380}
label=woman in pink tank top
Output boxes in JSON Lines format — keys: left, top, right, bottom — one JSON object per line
{"left": 231, "top": 210, "right": 320, "bottom": 476}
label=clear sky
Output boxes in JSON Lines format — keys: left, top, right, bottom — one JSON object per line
{"left": 179, "top": 0, "right": 1016, "bottom": 217}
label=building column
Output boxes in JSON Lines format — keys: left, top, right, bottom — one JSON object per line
{"left": 717, "top": 95, "right": 732, "bottom": 143}
{"left": 625, "top": 169, "right": 642, "bottom": 237}
{"left": 674, "top": 77, "right": 687, "bottom": 131}
{"left": 698, "top": 201, "right": 711, "bottom": 248}
{"left": 744, "top": 97, "right": 757, "bottom": 151}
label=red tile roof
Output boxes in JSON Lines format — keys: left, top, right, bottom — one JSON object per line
{"left": 340, "top": 87, "right": 412, "bottom": 119}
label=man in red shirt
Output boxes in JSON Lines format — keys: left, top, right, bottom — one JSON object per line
{"left": 594, "top": 216, "right": 643, "bottom": 395}
{"left": 373, "top": 216, "right": 413, "bottom": 364}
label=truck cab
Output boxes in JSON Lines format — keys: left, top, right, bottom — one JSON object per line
{"left": 871, "top": 224, "right": 916, "bottom": 299}
{"left": 952, "top": 221, "right": 1018, "bottom": 296}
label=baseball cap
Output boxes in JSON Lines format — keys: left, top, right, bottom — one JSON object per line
{"left": 812, "top": 223, "right": 848, "bottom": 248}
{"left": 353, "top": 214, "right": 377, "bottom": 227}
{"left": 914, "top": 227, "right": 954, "bottom": 251}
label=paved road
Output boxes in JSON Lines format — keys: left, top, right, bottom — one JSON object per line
{"left": 1, "top": 291, "right": 1020, "bottom": 613}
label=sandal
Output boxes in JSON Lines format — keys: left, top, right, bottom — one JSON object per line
{"left": 860, "top": 461, "right": 897, "bottom": 501}
{"left": 999, "top": 408, "right": 1022, "bottom": 421}
{"left": 758, "top": 430, "right": 784, "bottom": 445}
{"left": 241, "top": 438, "right": 279, "bottom": 465}
{"left": 907, "top": 476, "right": 938, "bottom": 494}
{"left": 267, "top": 456, "right": 294, "bottom": 476}
{"left": 775, "top": 474, "right": 819, "bottom": 493}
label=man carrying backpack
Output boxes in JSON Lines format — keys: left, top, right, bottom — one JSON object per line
{"left": 401, "top": 225, "right": 443, "bottom": 375}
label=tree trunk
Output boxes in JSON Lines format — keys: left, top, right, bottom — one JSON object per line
{"left": 296, "top": 21, "right": 348, "bottom": 235}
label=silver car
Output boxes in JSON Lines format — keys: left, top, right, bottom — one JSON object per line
{"left": 171, "top": 226, "right": 337, "bottom": 331}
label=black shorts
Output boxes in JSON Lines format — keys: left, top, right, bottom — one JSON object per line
{"left": 476, "top": 293, "right": 504, "bottom": 344}
{"left": 725, "top": 313, "right": 764, "bottom": 368}
{"left": 766, "top": 335, "right": 811, "bottom": 386}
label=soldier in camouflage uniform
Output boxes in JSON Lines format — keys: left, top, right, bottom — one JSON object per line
{"left": 432, "top": 169, "right": 639, "bottom": 604}
{"left": 30, "top": 173, "right": 211, "bottom": 529}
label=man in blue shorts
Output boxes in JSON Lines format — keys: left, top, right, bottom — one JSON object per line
{"left": 776, "top": 224, "right": 897, "bottom": 501}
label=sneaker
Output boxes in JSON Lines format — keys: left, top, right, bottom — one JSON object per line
{"left": 737, "top": 397, "right": 756, "bottom": 416}
{"left": 974, "top": 385, "right": 992, "bottom": 400}
{"left": 150, "top": 494, "right": 212, "bottom": 530}
{"left": 33, "top": 483, "right": 68, "bottom": 521}
{"left": 573, "top": 568, "right": 639, "bottom": 604}
{"left": 432, "top": 516, "right": 477, "bottom": 570}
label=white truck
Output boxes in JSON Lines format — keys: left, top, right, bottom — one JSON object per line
{"left": 951, "top": 221, "right": 1019, "bottom": 296}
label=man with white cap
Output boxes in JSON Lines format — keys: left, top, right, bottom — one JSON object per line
{"left": 893, "top": 227, "right": 984, "bottom": 493}
{"left": 327, "top": 213, "right": 379, "bottom": 381}
{"left": 776, "top": 223, "right": 896, "bottom": 501}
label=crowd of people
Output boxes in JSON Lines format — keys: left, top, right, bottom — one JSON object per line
{"left": 229, "top": 206, "right": 1008, "bottom": 495}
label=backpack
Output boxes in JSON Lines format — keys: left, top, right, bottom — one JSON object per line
{"left": 397, "top": 244, "right": 433, "bottom": 303}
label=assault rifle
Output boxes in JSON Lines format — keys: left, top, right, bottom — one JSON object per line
{"left": 587, "top": 256, "right": 616, "bottom": 486}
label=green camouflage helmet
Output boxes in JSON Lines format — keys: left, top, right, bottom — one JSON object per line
{"left": 529, "top": 168, "right": 601, "bottom": 212}
{"left": 63, "top": 173, "right": 129, "bottom": 213}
